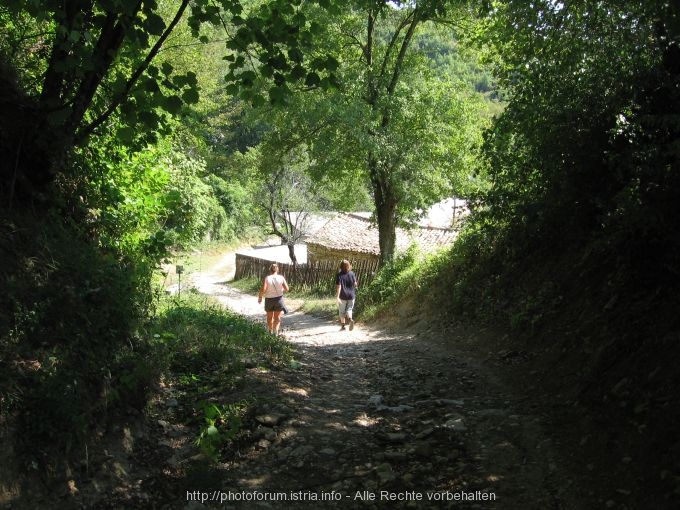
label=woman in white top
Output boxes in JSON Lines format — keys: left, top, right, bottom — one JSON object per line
{"left": 257, "top": 263, "right": 289, "bottom": 335}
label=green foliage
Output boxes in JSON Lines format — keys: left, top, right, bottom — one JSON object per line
{"left": 228, "top": 275, "right": 265, "bottom": 295}
{"left": 152, "top": 293, "right": 292, "bottom": 374}
{"left": 457, "top": 1, "right": 680, "bottom": 319}
{"left": 0, "top": 211, "right": 159, "bottom": 451}
{"left": 65, "top": 135, "right": 237, "bottom": 255}
{"left": 0, "top": 0, "right": 210, "bottom": 198}
{"left": 195, "top": 400, "right": 248, "bottom": 461}
{"left": 357, "top": 245, "right": 423, "bottom": 318}
{"left": 408, "top": 14, "right": 680, "bottom": 492}
{"left": 203, "top": 174, "right": 258, "bottom": 240}
{"left": 228, "top": 1, "right": 490, "bottom": 262}
{"left": 0, "top": 197, "right": 265, "bottom": 461}
{"left": 161, "top": 151, "right": 229, "bottom": 247}
{"left": 220, "top": 0, "right": 342, "bottom": 105}
{"left": 67, "top": 141, "right": 172, "bottom": 258}
{"left": 414, "top": 23, "right": 501, "bottom": 101}
{"left": 150, "top": 293, "right": 292, "bottom": 461}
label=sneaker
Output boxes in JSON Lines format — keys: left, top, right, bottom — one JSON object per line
{"left": 349, "top": 319, "right": 355, "bottom": 331}
{"left": 340, "top": 325, "right": 346, "bottom": 331}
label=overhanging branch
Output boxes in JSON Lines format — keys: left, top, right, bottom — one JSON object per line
{"left": 76, "top": 0, "right": 191, "bottom": 144}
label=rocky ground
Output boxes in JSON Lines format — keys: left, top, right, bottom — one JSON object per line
{"left": 21, "top": 253, "right": 628, "bottom": 509}
{"left": 128, "top": 255, "right": 585, "bottom": 510}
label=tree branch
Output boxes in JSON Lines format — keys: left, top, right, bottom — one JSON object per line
{"left": 66, "top": 4, "right": 142, "bottom": 142}
{"left": 39, "top": 0, "right": 95, "bottom": 108}
{"left": 340, "top": 30, "right": 367, "bottom": 58}
{"left": 76, "top": 0, "right": 191, "bottom": 143}
{"left": 366, "top": 10, "right": 375, "bottom": 67}
{"left": 378, "top": 9, "right": 416, "bottom": 82}
{"left": 159, "top": 38, "right": 229, "bottom": 53}
{"left": 386, "top": 9, "right": 421, "bottom": 96}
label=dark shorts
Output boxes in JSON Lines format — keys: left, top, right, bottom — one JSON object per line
{"left": 264, "top": 296, "right": 285, "bottom": 312}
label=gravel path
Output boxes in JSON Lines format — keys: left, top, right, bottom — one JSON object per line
{"left": 177, "top": 254, "right": 582, "bottom": 510}
{"left": 2, "top": 253, "right": 614, "bottom": 510}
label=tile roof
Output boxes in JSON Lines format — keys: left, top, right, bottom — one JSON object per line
{"left": 306, "top": 213, "right": 459, "bottom": 255}
{"left": 307, "top": 213, "right": 383, "bottom": 255}
{"left": 410, "top": 225, "right": 459, "bottom": 252}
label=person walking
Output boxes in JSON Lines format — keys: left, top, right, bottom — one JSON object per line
{"left": 335, "top": 259, "right": 358, "bottom": 331}
{"left": 258, "top": 263, "right": 289, "bottom": 335}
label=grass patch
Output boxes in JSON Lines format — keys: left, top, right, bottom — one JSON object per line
{"left": 157, "top": 240, "right": 253, "bottom": 289}
{"left": 357, "top": 245, "right": 426, "bottom": 320}
{"left": 228, "top": 275, "right": 261, "bottom": 294}
{"left": 175, "top": 240, "right": 241, "bottom": 273}
{"left": 152, "top": 291, "right": 292, "bottom": 375}
{"left": 149, "top": 291, "right": 293, "bottom": 460}
{"left": 297, "top": 297, "right": 337, "bottom": 319}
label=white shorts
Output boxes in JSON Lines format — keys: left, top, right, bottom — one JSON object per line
{"left": 338, "top": 299, "right": 355, "bottom": 318}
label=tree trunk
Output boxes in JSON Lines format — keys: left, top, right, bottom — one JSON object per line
{"left": 369, "top": 155, "right": 398, "bottom": 265}
{"left": 360, "top": 5, "right": 425, "bottom": 266}
{"left": 376, "top": 202, "right": 397, "bottom": 267}
{"left": 287, "top": 241, "right": 298, "bottom": 266}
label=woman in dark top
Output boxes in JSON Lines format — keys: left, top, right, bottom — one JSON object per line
{"left": 335, "top": 259, "right": 358, "bottom": 331}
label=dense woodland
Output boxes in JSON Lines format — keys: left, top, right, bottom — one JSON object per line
{"left": 1, "top": 0, "right": 679, "bottom": 507}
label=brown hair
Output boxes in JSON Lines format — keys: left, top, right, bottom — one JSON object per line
{"left": 269, "top": 263, "right": 279, "bottom": 274}
{"left": 339, "top": 259, "right": 351, "bottom": 272}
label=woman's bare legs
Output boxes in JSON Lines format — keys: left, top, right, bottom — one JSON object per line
{"left": 272, "top": 310, "right": 283, "bottom": 334}
{"left": 266, "top": 311, "right": 275, "bottom": 333}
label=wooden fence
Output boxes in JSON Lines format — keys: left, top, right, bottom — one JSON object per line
{"left": 234, "top": 254, "right": 380, "bottom": 290}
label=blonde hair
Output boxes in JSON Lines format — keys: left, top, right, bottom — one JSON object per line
{"left": 340, "top": 259, "right": 351, "bottom": 272}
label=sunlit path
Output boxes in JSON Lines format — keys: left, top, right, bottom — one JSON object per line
{"left": 178, "top": 252, "right": 581, "bottom": 510}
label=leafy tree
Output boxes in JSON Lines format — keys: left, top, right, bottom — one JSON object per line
{"left": 0, "top": 0, "right": 325, "bottom": 207}
{"left": 251, "top": 142, "right": 323, "bottom": 264}
{"left": 457, "top": 5, "right": 680, "bottom": 504}
{"left": 0, "top": 0, "right": 338, "bottom": 465}
{"left": 72, "top": 138, "right": 174, "bottom": 257}
{"left": 340, "top": 1, "right": 482, "bottom": 264}
{"left": 220, "top": 0, "right": 343, "bottom": 105}
{"left": 475, "top": 0, "right": 680, "bottom": 270}
{"left": 227, "top": 0, "right": 488, "bottom": 264}
{"left": 161, "top": 150, "right": 231, "bottom": 247}
{"left": 0, "top": 0, "right": 213, "bottom": 202}
{"left": 204, "top": 173, "right": 258, "bottom": 240}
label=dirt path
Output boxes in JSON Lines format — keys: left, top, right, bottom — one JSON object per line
{"left": 163, "top": 255, "right": 582, "bottom": 510}
{"left": 2, "top": 254, "right": 646, "bottom": 510}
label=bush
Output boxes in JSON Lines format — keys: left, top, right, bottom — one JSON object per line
{"left": 357, "top": 245, "right": 423, "bottom": 318}
{"left": 0, "top": 211, "right": 159, "bottom": 455}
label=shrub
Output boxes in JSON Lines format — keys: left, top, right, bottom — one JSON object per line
{"left": 0, "top": 211, "right": 159, "bottom": 456}
{"left": 357, "top": 245, "right": 423, "bottom": 318}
